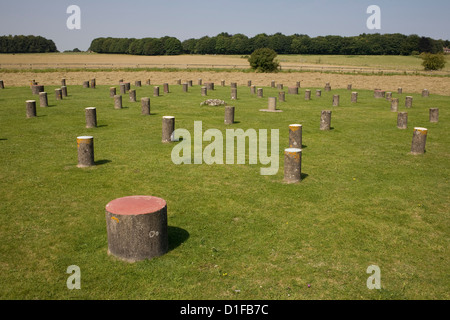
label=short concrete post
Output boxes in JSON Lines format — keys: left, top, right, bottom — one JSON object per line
{"left": 398, "top": 87, "right": 403, "bottom": 94}
{"left": 268, "top": 97, "right": 277, "bottom": 111}
{"left": 39, "top": 92, "right": 48, "bottom": 107}
{"left": 26, "top": 100, "right": 37, "bottom": 118}
{"left": 176, "top": 79, "right": 181, "bottom": 85}
{"left": 320, "top": 110, "right": 332, "bottom": 130}
{"left": 221, "top": 80, "right": 225, "bottom": 87}
{"left": 32, "top": 85, "right": 44, "bottom": 95}
{"left": 120, "top": 83, "right": 126, "bottom": 94}
{"left": 182, "top": 83, "right": 188, "bottom": 92}
{"left": 124, "top": 82, "right": 130, "bottom": 92}
{"left": 279, "top": 91, "right": 286, "bottom": 102}
{"left": 332, "top": 95, "right": 340, "bottom": 106}
{"left": 105, "top": 196, "right": 169, "bottom": 262}
{"left": 162, "top": 116, "right": 175, "bottom": 143}
{"left": 257, "top": 88, "right": 263, "bottom": 98}
{"left": 231, "top": 82, "right": 237, "bottom": 89}
{"left": 347, "top": 84, "right": 352, "bottom": 90}
{"left": 90, "top": 78, "right": 96, "bottom": 89}
{"left": 411, "top": 127, "right": 428, "bottom": 155}
{"left": 289, "top": 124, "right": 302, "bottom": 149}
{"left": 316, "top": 89, "right": 322, "bottom": 97}
{"left": 405, "top": 96, "right": 413, "bottom": 108}
{"left": 154, "top": 86, "right": 160, "bottom": 97}
{"left": 422, "top": 89, "right": 429, "bottom": 97}
{"left": 206, "top": 82, "right": 214, "bottom": 90}
{"left": 397, "top": 112, "right": 408, "bottom": 129}
{"left": 325, "top": 83, "right": 331, "bottom": 91}
{"left": 61, "top": 79, "right": 66, "bottom": 86}
{"left": 135, "top": 80, "right": 141, "bottom": 87}
{"left": 110, "top": 87, "right": 116, "bottom": 97}
{"left": 296, "top": 81, "right": 301, "bottom": 88}
{"left": 0, "top": 80, "right": 4, "bottom": 89}
{"left": 391, "top": 98, "right": 399, "bottom": 112}
{"left": 163, "top": 83, "right": 169, "bottom": 94}
{"left": 85, "top": 107, "right": 97, "bottom": 128}
{"left": 55, "top": 88, "right": 63, "bottom": 100}
{"left": 385, "top": 92, "right": 392, "bottom": 101}
{"left": 305, "top": 90, "right": 311, "bottom": 101}
{"left": 247, "top": 80, "right": 252, "bottom": 87}
{"left": 288, "top": 87, "right": 298, "bottom": 95}
{"left": 429, "top": 108, "right": 439, "bottom": 123}
{"left": 277, "top": 84, "right": 283, "bottom": 90}
{"left": 77, "top": 136, "right": 95, "bottom": 167}
{"left": 374, "top": 89, "right": 385, "bottom": 98}
{"left": 114, "top": 95, "right": 122, "bottom": 109}
{"left": 351, "top": 92, "right": 358, "bottom": 103}
{"left": 224, "top": 106, "right": 235, "bottom": 125}
{"left": 284, "top": 148, "right": 302, "bottom": 183}
{"left": 198, "top": 79, "right": 202, "bottom": 86}
{"left": 231, "top": 87, "right": 238, "bottom": 100}
{"left": 83, "top": 81, "right": 90, "bottom": 88}
{"left": 60, "top": 86, "right": 67, "bottom": 97}
{"left": 129, "top": 89, "right": 137, "bottom": 102}
{"left": 141, "top": 97, "right": 150, "bottom": 115}
{"left": 147, "top": 79, "right": 151, "bottom": 85}
{"left": 201, "top": 86, "right": 207, "bottom": 96}
{"left": 271, "top": 80, "right": 276, "bottom": 88}
{"left": 187, "top": 80, "right": 193, "bottom": 87}
{"left": 251, "top": 85, "right": 256, "bottom": 95}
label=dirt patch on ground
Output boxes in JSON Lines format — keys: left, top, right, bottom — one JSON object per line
{"left": 1, "top": 70, "right": 449, "bottom": 95}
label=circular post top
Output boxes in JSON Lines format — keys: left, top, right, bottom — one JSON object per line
{"left": 285, "top": 148, "right": 302, "bottom": 153}
{"left": 77, "top": 136, "right": 94, "bottom": 140}
{"left": 106, "top": 196, "right": 167, "bottom": 216}
{"left": 163, "top": 116, "right": 175, "bottom": 119}
{"left": 85, "top": 107, "right": 96, "bottom": 110}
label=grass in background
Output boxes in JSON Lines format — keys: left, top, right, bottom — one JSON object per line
{"left": 0, "top": 81, "right": 449, "bottom": 299}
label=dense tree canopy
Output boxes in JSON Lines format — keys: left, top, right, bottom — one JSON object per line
{"left": 88, "top": 33, "right": 448, "bottom": 56}
{"left": 0, "top": 35, "right": 57, "bottom": 53}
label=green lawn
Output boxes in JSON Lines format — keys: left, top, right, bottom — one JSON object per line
{"left": 0, "top": 81, "right": 449, "bottom": 300}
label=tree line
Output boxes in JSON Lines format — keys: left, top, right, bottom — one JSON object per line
{"left": 89, "top": 33, "right": 449, "bottom": 56}
{"left": 0, "top": 35, "right": 57, "bottom": 53}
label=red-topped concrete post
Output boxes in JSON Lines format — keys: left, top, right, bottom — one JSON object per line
{"left": 105, "top": 196, "right": 169, "bottom": 262}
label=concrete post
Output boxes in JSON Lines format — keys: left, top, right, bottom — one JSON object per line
{"left": 77, "top": 136, "right": 95, "bottom": 167}
{"left": 284, "top": 148, "right": 302, "bottom": 183}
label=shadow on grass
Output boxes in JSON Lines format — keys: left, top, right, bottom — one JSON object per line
{"left": 95, "top": 159, "right": 112, "bottom": 166}
{"left": 301, "top": 173, "right": 309, "bottom": 180}
{"left": 168, "top": 226, "right": 190, "bottom": 252}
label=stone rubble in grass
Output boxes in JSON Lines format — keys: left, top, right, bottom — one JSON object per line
{"left": 200, "top": 99, "right": 226, "bottom": 106}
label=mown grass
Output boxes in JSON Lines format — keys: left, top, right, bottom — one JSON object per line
{"left": 0, "top": 81, "right": 449, "bottom": 300}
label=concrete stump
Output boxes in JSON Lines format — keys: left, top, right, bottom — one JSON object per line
{"left": 198, "top": 79, "right": 202, "bottom": 86}
{"left": 85, "top": 107, "right": 97, "bottom": 128}
{"left": 55, "top": 88, "right": 63, "bottom": 100}
{"left": 39, "top": 92, "right": 48, "bottom": 107}
{"left": 429, "top": 108, "right": 439, "bottom": 123}
{"left": 305, "top": 90, "right": 311, "bottom": 101}
{"left": 277, "top": 84, "right": 284, "bottom": 90}
{"left": 187, "top": 80, "right": 193, "bottom": 87}
{"left": 224, "top": 106, "right": 235, "bottom": 125}
{"left": 0, "top": 80, "right": 4, "bottom": 89}
{"left": 182, "top": 83, "right": 188, "bottom": 92}
{"left": 279, "top": 91, "right": 286, "bottom": 102}
{"left": 391, "top": 98, "right": 399, "bottom": 112}
{"left": 176, "top": 79, "right": 181, "bottom": 85}
{"left": 61, "top": 86, "right": 68, "bottom": 97}
{"left": 332, "top": 95, "right": 340, "bottom": 106}
{"left": 201, "top": 86, "right": 207, "bottom": 96}
{"left": 385, "top": 92, "right": 392, "bottom": 101}
{"left": 296, "top": 81, "right": 301, "bottom": 88}
{"left": 422, "top": 89, "right": 429, "bottom": 97}
{"left": 231, "top": 82, "right": 237, "bottom": 89}
{"left": 247, "top": 80, "right": 252, "bottom": 87}
{"left": 398, "top": 87, "right": 403, "bottom": 94}
{"left": 105, "top": 196, "right": 168, "bottom": 263}
{"left": 110, "top": 87, "right": 116, "bottom": 98}
{"left": 162, "top": 116, "right": 175, "bottom": 143}
{"left": 405, "top": 96, "right": 413, "bottom": 108}
{"left": 268, "top": 97, "right": 277, "bottom": 110}
{"left": 129, "top": 89, "right": 137, "bottom": 102}
{"left": 135, "top": 80, "right": 141, "bottom": 87}
{"left": 26, "top": 100, "right": 37, "bottom": 118}
{"left": 320, "top": 110, "right": 332, "bottom": 130}
{"left": 221, "top": 80, "right": 225, "bottom": 87}
{"left": 120, "top": 83, "right": 126, "bottom": 94}
{"left": 257, "top": 88, "right": 263, "bottom": 98}
{"left": 411, "top": 127, "right": 428, "bottom": 155}
{"left": 119, "top": 79, "right": 124, "bottom": 84}
{"left": 32, "top": 85, "right": 44, "bottom": 95}
{"left": 284, "top": 148, "right": 302, "bottom": 183}
{"left": 141, "top": 97, "right": 150, "bottom": 115}
{"left": 124, "top": 82, "right": 131, "bottom": 91}
{"left": 114, "top": 95, "right": 122, "bottom": 109}
{"left": 77, "top": 136, "right": 95, "bottom": 167}
{"left": 374, "top": 89, "right": 385, "bottom": 98}
{"left": 154, "top": 86, "right": 160, "bottom": 97}
{"left": 90, "top": 79, "right": 96, "bottom": 89}
{"left": 347, "top": 84, "right": 352, "bottom": 90}
{"left": 316, "top": 90, "right": 322, "bottom": 97}
{"left": 351, "top": 92, "right": 358, "bottom": 103}
{"left": 163, "top": 83, "right": 169, "bottom": 94}
{"left": 271, "top": 80, "right": 276, "bottom": 88}
{"left": 147, "top": 79, "right": 151, "bottom": 85}
{"left": 231, "top": 87, "right": 238, "bottom": 100}
{"left": 397, "top": 112, "right": 408, "bottom": 129}
{"left": 83, "top": 81, "right": 90, "bottom": 88}
{"left": 325, "top": 83, "right": 331, "bottom": 91}
{"left": 288, "top": 87, "right": 298, "bottom": 95}
{"left": 251, "top": 85, "right": 256, "bottom": 95}
{"left": 61, "top": 79, "right": 66, "bottom": 86}
{"left": 289, "top": 124, "right": 302, "bottom": 149}
{"left": 206, "top": 82, "right": 214, "bottom": 90}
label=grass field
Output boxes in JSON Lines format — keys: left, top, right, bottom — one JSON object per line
{"left": 0, "top": 81, "right": 448, "bottom": 300}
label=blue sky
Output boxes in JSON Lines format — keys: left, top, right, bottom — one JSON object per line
{"left": 0, "top": 0, "right": 449, "bottom": 51}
